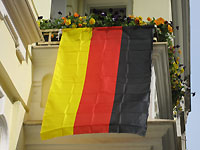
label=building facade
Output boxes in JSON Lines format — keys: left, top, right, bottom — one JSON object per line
{"left": 0, "top": 0, "right": 190, "bottom": 150}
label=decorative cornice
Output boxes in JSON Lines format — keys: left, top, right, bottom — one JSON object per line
{"left": 2, "top": 0, "right": 43, "bottom": 49}
{"left": 23, "top": 119, "right": 177, "bottom": 150}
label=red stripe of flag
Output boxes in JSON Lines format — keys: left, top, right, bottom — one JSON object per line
{"left": 74, "top": 27, "right": 122, "bottom": 134}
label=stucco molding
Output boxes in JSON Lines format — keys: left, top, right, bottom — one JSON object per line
{"left": 0, "top": 62, "right": 29, "bottom": 112}
{"left": 3, "top": 15, "right": 19, "bottom": 48}
{"left": 152, "top": 42, "right": 173, "bottom": 119}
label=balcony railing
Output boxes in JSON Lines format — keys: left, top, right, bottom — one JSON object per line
{"left": 37, "top": 29, "right": 61, "bottom": 46}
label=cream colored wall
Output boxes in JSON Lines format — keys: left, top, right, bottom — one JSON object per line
{"left": 30, "top": 0, "right": 172, "bottom": 21}
{"left": 0, "top": 21, "right": 32, "bottom": 103}
{"left": 133, "top": 0, "right": 172, "bottom": 21}
{"left": 0, "top": 87, "right": 26, "bottom": 150}
{"left": 25, "top": 46, "right": 58, "bottom": 121}
{"left": 4, "top": 96, "right": 25, "bottom": 150}
{"left": 0, "top": 15, "right": 32, "bottom": 150}
{"left": 33, "top": 0, "right": 52, "bottom": 19}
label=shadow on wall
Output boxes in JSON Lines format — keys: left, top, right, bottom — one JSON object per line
{"left": 41, "top": 74, "right": 53, "bottom": 108}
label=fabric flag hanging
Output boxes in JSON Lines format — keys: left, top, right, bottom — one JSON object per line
{"left": 40, "top": 26, "right": 153, "bottom": 140}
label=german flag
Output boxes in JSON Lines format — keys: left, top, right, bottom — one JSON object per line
{"left": 41, "top": 26, "right": 153, "bottom": 140}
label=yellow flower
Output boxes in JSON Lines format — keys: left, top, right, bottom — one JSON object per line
{"left": 139, "top": 20, "right": 145, "bottom": 25}
{"left": 83, "top": 16, "right": 87, "bottom": 19}
{"left": 89, "top": 18, "right": 95, "bottom": 25}
{"left": 154, "top": 17, "right": 165, "bottom": 26}
{"left": 181, "top": 68, "right": 184, "bottom": 73}
{"left": 83, "top": 22, "right": 87, "bottom": 25}
{"left": 65, "top": 19, "right": 71, "bottom": 25}
{"left": 72, "top": 23, "right": 77, "bottom": 28}
{"left": 176, "top": 100, "right": 180, "bottom": 105}
{"left": 168, "top": 24, "right": 173, "bottom": 33}
{"left": 79, "top": 17, "right": 83, "bottom": 21}
{"left": 37, "top": 20, "right": 40, "bottom": 27}
{"left": 175, "top": 64, "right": 178, "bottom": 69}
{"left": 178, "top": 107, "right": 183, "bottom": 111}
{"left": 139, "top": 16, "right": 143, "bottom": 20}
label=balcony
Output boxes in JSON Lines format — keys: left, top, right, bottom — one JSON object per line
{"left": 21, "top": 35, "right": 178, "bottom": 149}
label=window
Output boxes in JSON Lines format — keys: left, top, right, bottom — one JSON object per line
{"left": 85, "top": 0, "right": 133, "bottom": 16}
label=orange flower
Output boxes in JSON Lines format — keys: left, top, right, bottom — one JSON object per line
{"left": 168, "top": 24, "right": 173, "bottom": 33}
{"left": 135, "top": 17, "right": 140, "bottom": 24}
{"left": 154, "top": 17, "right": 165, "bottom": 25}
{"left": 62, "top": 17, "right": 65, "bottom": 20}
{"left": 147, "top": 17, "right": 152, "bottom": 21}
{"left": 51, "top": 34, "right": 54, "bottom": 38}
{"left": 74, "top": 12, "right": 79, "bottom": 17}
{"left": 78, "top": 23, "right": 82, "bottom": 27}
{"left": 178, "top": 49, "right": 182, "bottom": 54}
{"left": 128, "top": 15, "right": 135, "bottom": 19}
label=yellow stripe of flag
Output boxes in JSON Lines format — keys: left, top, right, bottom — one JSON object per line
{"left": 40, "top": 28, "right": 93, "bottom": 140}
